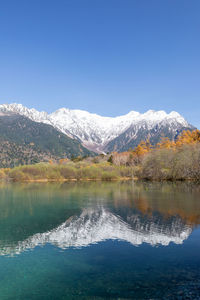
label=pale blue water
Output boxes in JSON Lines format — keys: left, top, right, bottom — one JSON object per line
{"left": 0, "top": 182, "right": 200, "bottom": 299}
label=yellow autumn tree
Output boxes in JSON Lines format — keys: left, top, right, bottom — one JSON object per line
{"left": 157, "top": 137, "right": 175, "bottom": 149}
{"left": 134, "top": 140, "right": 151, "bottom": 157}
{"left": 176, "top": 130, "right": 200, "bottom": 147}
{"left": 132, "top": 140, "right": 152, "bottom": 164}
{"left": 59, "top": 158, "right": 69, "bottom": 165}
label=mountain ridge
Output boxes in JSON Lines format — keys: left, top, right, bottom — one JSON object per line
{"left": 0, "top": 103, "right": 194, "bottom": 153}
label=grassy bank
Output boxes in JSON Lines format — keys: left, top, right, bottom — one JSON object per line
{"left": 0, "top": 162, "right": 135, "bottom": 182}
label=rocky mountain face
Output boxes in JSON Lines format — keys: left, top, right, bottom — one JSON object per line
{"left": 105, "top": 120, "right": 193, "bottom": 152}
{"left": 0, "top": 103, "right": 195, "bottom": 153}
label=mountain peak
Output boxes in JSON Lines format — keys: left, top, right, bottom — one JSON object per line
{"left": 168, "top": 111, "right": 182, "bottom": 118}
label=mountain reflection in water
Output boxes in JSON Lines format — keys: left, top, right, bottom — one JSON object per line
{"left": 0, "top": 181, "right": 199, "bottom": 256}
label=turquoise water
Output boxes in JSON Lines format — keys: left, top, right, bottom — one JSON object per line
{"left": 0, "top": 182, "right": 200, "bottom": 299}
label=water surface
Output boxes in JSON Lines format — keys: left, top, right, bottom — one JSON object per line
{"left": 0, "top": 181, "right": 200, "bottom": 299}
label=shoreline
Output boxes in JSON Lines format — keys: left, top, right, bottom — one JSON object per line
{"left": 2, "top": 177, "right": 136, "bottom": 183}
{"left": 1, "top": 177, "right": 199, "bottom": 183}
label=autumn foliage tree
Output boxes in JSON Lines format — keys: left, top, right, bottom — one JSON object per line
{"left": 157, "top": 137, "right": 175, "bottom": 149}
{"left": 176, "top": 130, "right": 200, "bottom": 147}
{"left": 131, "top": 140, "right": 152, "bottom": 164}
{"left": 59, "top": 158, "right": 69, "bottom": 165}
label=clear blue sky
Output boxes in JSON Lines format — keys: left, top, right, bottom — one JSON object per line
{"left": 0, "top": 0, "right": 199, "bottom": 127}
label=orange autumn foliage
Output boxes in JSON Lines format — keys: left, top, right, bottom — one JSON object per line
{"left": 157, "top": 137, "right": 175, "bottom": 149}
{"left": 176, "top": 129, "right": 200, "bottom": 147}
{"left": 59, "top": 158, "right": 69, "bottom": 165}
{"left": 111, "top": 130, "right": 200, "bottom": 167}
{"left": 133, "top": 140, "right": 151, "bottom": 157}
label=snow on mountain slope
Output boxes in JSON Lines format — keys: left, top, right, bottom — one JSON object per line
{"left": 0, "top": 103, "right": 50, "bottom": 123}
{"left": 0, "top": 103, "right": 192, "bottom": 153}
{"left": 0, "top": 207, "right": 192, "bottom": 256}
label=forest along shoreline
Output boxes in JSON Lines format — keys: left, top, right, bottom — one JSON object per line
{"left": 0, "top": 130, "right": 200, "bottom": 182}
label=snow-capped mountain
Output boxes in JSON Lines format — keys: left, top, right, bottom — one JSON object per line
{"left": 0, "top": 103, "right": 194, "bottom": 153}
{"left": 0, "top": 207, "right": 192, "bottom": 256}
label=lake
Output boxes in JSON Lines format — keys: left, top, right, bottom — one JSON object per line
{"left": 0, "top": 181, "right": 200, "bottom": 299}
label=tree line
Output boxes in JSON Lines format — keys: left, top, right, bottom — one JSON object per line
{"left": 0, "top": 130, "right": 200, "bottom": 182}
